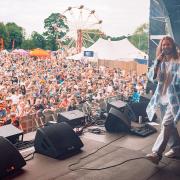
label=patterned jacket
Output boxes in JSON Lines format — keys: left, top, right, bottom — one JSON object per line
{"left": 146, "top": 59, "right": 180, "bottom": 123}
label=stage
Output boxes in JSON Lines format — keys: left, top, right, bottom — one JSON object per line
{"left": 4, "top": 124, "right": 180, "bottom": 180}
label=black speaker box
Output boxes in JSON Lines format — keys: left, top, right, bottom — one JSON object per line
{"left": 129, "top": 96, "right": 150, "bottom": 121}
{"left": 0, "top": 124, "right": 23, "bottom": 144}
{"left": 130, "top": 102, "right": 149, "bottom": 121}
{"left": 139, "top": 95, "right": 150, "bottom": 103}
{"left": 34, "top": 122, "right": 84, "bottom": 159}
{"left": 0, "top": 136, "right": 26, "bottom": 178}
{"left": 146, "top": 80, "right": 157, "bottom": 94}
{"left": 107, "top": 100, "right": 137, "bottom": 122}
{"left": 107, "top": 100, "right": 126, "bottom": 113}
{"left": 105, "top": 107, "right": 131, "bottom": 133}
{"left": 57, "top": 110, "right": 85, "bottom": 128}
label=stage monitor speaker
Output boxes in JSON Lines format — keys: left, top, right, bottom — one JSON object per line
{"left": 0, "top": 136, "right": 26, "bottom": 178}
{"left": 130, "top": 102, "right": 149, "bottom": 122}
{"left": 139, "top": 95, "right": 150, "bottom": 103}
{"left": 105, "top": 107, "right": 131, "bottom": 133}
{"left": 0, "top": 124, "right": 23, "bottom": 144}
{"left": 129, "top": 96, "right": 150, "bottom": 122}
{"left": 107, "top": 100, "right": 126, "bottom": 112}
{"left": 57, "top": 110, "right": 85, "bottom": 128}
{"left": 107, "top": 100, "right": 137, "bottom": 122}
{"left": 34, "top": 122, "right": 84, "bottom": 159}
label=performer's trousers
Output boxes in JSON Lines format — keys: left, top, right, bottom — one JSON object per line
{"left": 152, "top": 104, "right": 180, "bottom": 155}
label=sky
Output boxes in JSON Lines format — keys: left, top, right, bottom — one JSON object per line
{"left": 0, "top": 0, "right": 150, "bottom": 37}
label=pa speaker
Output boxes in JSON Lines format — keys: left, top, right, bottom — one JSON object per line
{"left": 0, "top": 136, "right": 26, "bottom": 178}
{"left": 105, "top": 107, "right": 131, "bottom": 133}
{"left": 34, "top": 122, "right": 84, "bottom": 159}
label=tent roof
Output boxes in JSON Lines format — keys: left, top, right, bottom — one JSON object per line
{"left": 67, "top": 38, "right": 147, "bottom": 61}
{"left": 29, "top": 48, "right": 50, "bottom": 57}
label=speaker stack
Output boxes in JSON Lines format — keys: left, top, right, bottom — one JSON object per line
{"left": 107, "top": 100, "right": 136, "bottom": 122}
{"left": 105, "top": 98, "right": 153, "bottom": 133}
{"left": 105, "top": 99, "right": 148, "bottom": 133}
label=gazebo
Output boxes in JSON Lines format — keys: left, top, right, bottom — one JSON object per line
{"left": 29, "top": 48, "right": 50, "bottom": 57}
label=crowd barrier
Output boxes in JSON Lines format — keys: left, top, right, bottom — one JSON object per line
{"left": 19, "top": 94, "right": 130, "bottom": 134}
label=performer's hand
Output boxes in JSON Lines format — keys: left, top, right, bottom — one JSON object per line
{"left": 157, "top": 51, "right": 165, "bottom": 62}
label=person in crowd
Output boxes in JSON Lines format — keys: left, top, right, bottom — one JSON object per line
{"left": 0, "top": 100, "right": 6, "bottom": 125}
{"left": 146, "top": 36, "right": 180, "bottom": 164}
{"left": 66, "top": 97, "right": 78, "bottom": 111}
{"left": 131, "top": 88, "right": 140, "bottom": 103}
{"left": 20, "top": 85, "right": 26, "bottom": 95}
{"left": 4, "top": 112, "right": 21, "bottom": 129}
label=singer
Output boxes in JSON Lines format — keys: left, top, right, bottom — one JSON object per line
{"left": 146, "top": 36, "right": 180, "bottom": 164}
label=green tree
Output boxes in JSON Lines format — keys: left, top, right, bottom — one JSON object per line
{"left": 21, "top": 39, "right": 35, "bottom": 50}
{"left": 128, "top": 23, "right": 148, "bottom": 53}
{"left": 102, "top": 35, "right": 126, "bottom": 41}
{"left": 0, "top": 22, "right": 8, "bottom": 49}
{"left": 6, "top": 22, "right": 24, "bottom": 49}
{"left": 43, "top": 13, "right": 69, "bottom": 50}
{"left": 31, "top": 31, "right": 46, "bottom": 49}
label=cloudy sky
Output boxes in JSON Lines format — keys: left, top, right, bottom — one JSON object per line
{"left": 0, "top": 0, "right": 150, "bottom": 37}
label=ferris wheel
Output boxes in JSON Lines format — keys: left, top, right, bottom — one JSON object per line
{"left": 59, "top": 5, "right": 103, "bottom": 54}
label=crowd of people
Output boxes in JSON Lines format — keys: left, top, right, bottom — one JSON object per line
{"left": 0, "top": 51, "right": 147, "bottom": 130}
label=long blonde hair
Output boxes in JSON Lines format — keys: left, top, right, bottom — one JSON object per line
{"left": 156, "top": 36, "right": 179, "bottom": 60}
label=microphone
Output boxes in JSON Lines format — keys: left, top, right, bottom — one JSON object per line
{"left": 153, "top": 51, "right": 164, "bottom": 79}
{"left": 161, "top": 50, "right": 165, "bottom": 57}
{"left": 157, "top": 50, "right": 165, "bottom": 66}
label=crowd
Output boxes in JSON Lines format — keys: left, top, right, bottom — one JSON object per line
{"left": 0, "top": 51, "right": 147, "bottom": 130}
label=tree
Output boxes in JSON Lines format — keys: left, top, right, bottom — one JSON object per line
{"left": 21, "top": 39, "right": 35, "bottom": 50}
{"left": 102, "top": 35, "right": 126, "bottom": 41}
{"left": 6, "top": 23, "right": 24, "bottom": 49}
{"left": 0, "top": 22, "right": 8, "bottom": 49}
{"left": 43, "top": 13, "right": 69, "bottom": 50}
{"left": 128, "top": 23, "right": 148, "bottom": 53}
{"left": 31, "top": 31, "right": 46, "bottom": 49}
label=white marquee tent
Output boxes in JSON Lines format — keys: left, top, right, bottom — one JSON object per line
{"left": 66, "top": 38, "right": 148, "bottom": 75}
{"left": 67, "top": 38, "right": 148, "bottom": 61}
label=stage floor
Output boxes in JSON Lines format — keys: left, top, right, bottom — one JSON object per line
{"left": 4, "top": 123, "right": 180, "bottom": 180}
